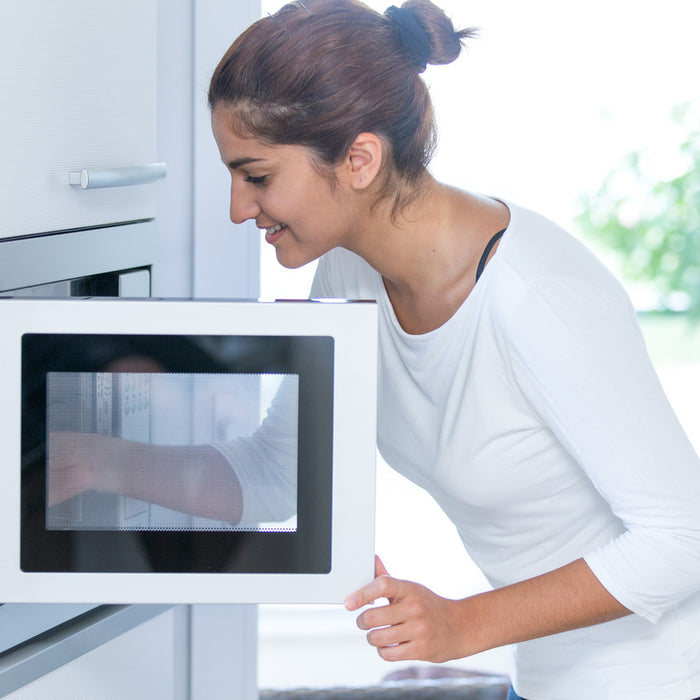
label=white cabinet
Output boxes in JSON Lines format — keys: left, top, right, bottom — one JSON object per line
{"left": 0, "top": 607, "right": 187, "bottom": 700}
{"left": 0, "top": 1, "right": 158, "bottom": 240}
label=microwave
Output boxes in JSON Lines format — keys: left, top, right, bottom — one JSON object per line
{"left": 0, "top": 297, "right": 377, "bottom": 604}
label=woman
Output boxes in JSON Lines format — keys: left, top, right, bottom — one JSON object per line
{"left": 210, "top": 1, "right": 700, "bottom": 698}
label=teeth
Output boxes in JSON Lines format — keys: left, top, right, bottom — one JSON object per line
{"left": 266, "top": 223, "right": 286, "bottom": 235}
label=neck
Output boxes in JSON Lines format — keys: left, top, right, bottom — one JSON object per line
{"left": 347, "top": 177, "right": 452, "bottom": 292}
{"left": 343, "top": 178, "right": 509, "bottom": 334}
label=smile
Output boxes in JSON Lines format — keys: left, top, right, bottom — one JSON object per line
{"left": 264, "top": 223, "right": 287, "bottom": 244}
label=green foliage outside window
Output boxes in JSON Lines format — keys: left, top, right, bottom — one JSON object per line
{"left": 576, "top": 104, "right": 700, "bottom": 316}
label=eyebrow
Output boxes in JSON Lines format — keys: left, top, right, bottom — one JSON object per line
{"left": 225, "top": 157, "right": 265, "bottom": 170}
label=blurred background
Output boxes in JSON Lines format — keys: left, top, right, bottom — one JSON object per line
{"left": 258, "top": 0, "right": 700, "bottom": 689}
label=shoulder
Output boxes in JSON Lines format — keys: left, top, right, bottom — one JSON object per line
{"left": 310, "top": 247, "right": 379, "bottom": 300}
{"left": 487, "top": 201, "right": 634, "bottom": 330}
{"left": 480, "top": 202, "right": 646, "bottom": 398}
{"left": 498, "top": 201, "right": 618, "bottom": 285}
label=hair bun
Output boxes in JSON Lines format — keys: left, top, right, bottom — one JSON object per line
{"left": 398, "top": 0, "right": 478, "bottom": 67}
{"left": 384, "top": 5, "right": 431, "bottom": 72}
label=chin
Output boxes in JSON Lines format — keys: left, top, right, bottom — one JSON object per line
{"left": 275, "top": 248, "right": 319, "bottom": 270}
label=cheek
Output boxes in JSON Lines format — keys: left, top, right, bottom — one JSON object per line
{"left": 278, "top": 171, "right": 345, "bottom": 233}
{"left": 307, "top": 184, "right": 348, "bottom": 222}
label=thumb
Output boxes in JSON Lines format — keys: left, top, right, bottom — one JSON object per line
{"left": 375, "top": 555, "right": 389, "bottom": 578}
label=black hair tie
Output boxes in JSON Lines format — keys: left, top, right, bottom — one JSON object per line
{"left": 384, "top": 5, "right": 431, "bottom": 72}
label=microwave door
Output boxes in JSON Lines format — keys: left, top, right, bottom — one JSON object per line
{"left": 7, "top": 299, "right": 376, "bottom": 603}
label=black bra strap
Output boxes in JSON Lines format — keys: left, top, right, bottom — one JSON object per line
{"left": 475, "top": 229, "right": 506, "bottom": 284}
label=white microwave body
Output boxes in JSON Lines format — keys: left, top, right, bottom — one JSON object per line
{"left": 0, "top": 298, "right": 377, "bottom": 604}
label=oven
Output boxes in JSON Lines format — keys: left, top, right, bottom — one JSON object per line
{"left": 0, "top": 221, "right": 156, "bottom": 652}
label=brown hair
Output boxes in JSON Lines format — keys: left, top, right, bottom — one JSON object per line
{"left": 208, "top": 0, "right": 476, "bottom": 210}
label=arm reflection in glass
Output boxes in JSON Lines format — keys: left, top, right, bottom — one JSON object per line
{"left": 46, "top": 371, "right": 298, "bottom": 532}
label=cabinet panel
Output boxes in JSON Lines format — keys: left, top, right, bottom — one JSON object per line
{"left": 1, "top": 607, "right": 185, "bottom": 700}
{"left": 0, "top": 1, "right": 158, "bottom": 240}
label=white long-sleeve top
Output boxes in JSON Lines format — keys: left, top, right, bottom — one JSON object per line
{"left": 311, "top": 200, "right": 700, "bottom": 700}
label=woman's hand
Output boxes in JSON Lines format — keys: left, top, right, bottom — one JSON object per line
{"left": 346, "top": 557, "right": 632, "bottom": 664}
{"left": 344, "top": 556, "right": 468, "bottom": 663}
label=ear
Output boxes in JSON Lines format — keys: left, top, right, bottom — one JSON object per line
{"left": 344, "top": 132, "right": 384, "bottom": 191}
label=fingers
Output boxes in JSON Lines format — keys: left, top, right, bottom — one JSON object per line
{"left": 344, "top": 558, "right": 458, "bottom": 663}
{"left": 356, "top": 599, "right": 406, "bottom": 631}
{"left": 367, "top": 621, "right": 410, "bottom": 650}
{"left": 376, "top": 641, "right": 413, "bottom": 662}
{"left": 347, "top": 573, "right": 461, "bottom": 664}
{"left": 361, "top": 602, "right": 435, "bottom": 662}
{"left": 345, "top": 571, "right": 406, "bottom": 611}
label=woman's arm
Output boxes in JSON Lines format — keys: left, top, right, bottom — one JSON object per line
{"left": 48, "top": 375, "right": 299, "bottom": 526}
{"left": 48, "top": 431, "right": 243, "bottom": 523}
{"left": 345, "top": 556, "right": 630, "bottom": 663}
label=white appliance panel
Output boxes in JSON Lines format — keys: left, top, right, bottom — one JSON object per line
{"left": 0, "top": 1, "right": 159, "bottom": 240}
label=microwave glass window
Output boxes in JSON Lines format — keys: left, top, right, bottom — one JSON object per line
{"left": 45, "top": 372, "right": 298, "bottom": 533}
{"left": 21, "top": 333, "right": 333, "bottom": 574}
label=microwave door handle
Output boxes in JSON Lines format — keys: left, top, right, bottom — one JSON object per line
{"left": 68, "top": 162, "right": 167, "bottom": 189}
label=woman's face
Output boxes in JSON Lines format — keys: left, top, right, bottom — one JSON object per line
{"left": 211, "top": 108, "right": 354, "bottom": 269}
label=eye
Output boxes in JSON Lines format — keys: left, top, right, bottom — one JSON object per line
{"left": 245, "top": 174, "right": 268, "bottom": 186}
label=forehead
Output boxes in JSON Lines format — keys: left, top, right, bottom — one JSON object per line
{"left": 211, "top": 107, "right": 302, "bottom": 168}
{"left": 212, "top": 109, "right": 269, "bottom": 158}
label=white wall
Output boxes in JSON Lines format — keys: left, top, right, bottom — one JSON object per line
{"left": 155, "top": 0, "right": 261, "bottom": 299}
{"left": 192, "top": 0, "right": 261, "bottom": 299}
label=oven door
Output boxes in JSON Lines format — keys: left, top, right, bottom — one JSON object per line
{"left": 0, "top": 221, "right": 155, "bottom": 299}
{"left": 0, "top": 297, "right": 377, "bottom": 605}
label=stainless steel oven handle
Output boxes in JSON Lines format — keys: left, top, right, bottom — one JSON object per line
{"left": 68, "top": 162, "right": 167, "bottom": 190}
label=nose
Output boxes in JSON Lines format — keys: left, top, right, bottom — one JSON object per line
{"left": 229, "top": 180, "right": 261, "bottom": 225}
